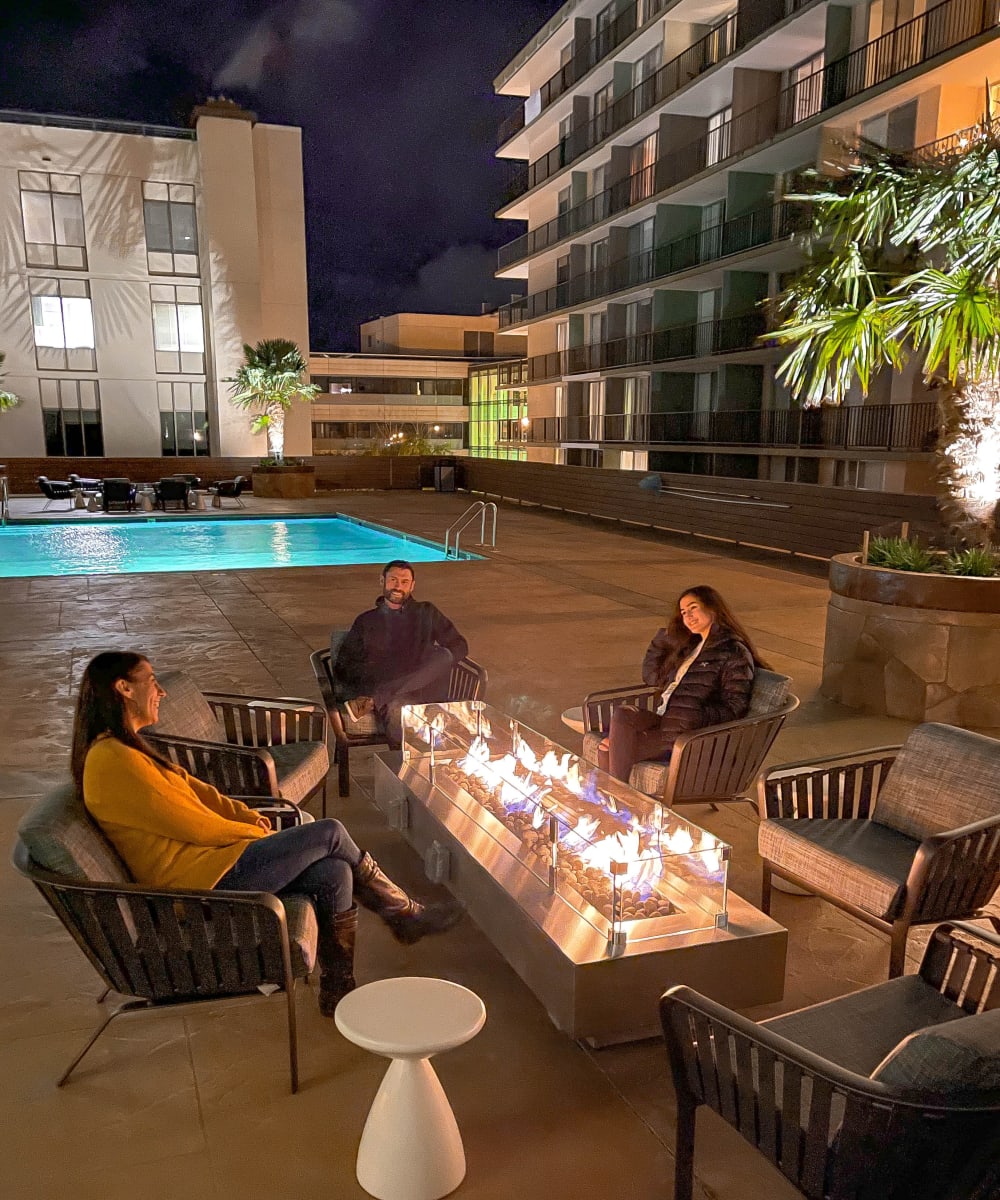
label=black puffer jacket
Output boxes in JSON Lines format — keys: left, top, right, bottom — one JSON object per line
{"left": 641, "top": 625, "right": 754, "bottom": 735}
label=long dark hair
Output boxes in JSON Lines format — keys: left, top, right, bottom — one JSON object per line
{"left": 659, "top": 585, "right": 770, "bottom": 677}
{"left": 70, "top": 651, "right": 174, "bottom": 793}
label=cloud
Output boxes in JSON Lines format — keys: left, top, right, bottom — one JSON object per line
{"left": 399, "top": 244, "right": 522, "bottom": 316}
{"left": 215, "top": 0, "right": 359, "bottom": 90}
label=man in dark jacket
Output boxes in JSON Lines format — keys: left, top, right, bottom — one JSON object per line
{"left": 334, "top": 559, "right": 468, "bottom": 748}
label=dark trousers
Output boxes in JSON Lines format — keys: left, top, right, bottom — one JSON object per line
{"left": 216, "top": 819, "right": 362, "bottom": 922}
{"left": 602, "top": 704, "right": 677, "bottom": 783}
{"left": 373, "top": 646, "right": 454, "bottom": 748}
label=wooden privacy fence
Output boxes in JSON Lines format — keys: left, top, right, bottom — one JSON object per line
{"left": 460, "top": 459, "right": 942, "bottom": 560}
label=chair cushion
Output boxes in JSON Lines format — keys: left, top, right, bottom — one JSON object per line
{"left": 268, "top": 742, "right": 330, "bottom": 804}
{"left": 630, "top": 760, "right": 669, "bottom": 796}
{"left": 582, "top": 731, "right": 603, "bottom": 766}
{"left": 874, "top": 723, "right": 1000, "bottom": 841}
{"left": 153, "top": 670, "right": 226, "bottom": 742}
{"left": 759, "top": 818, "right": 918, "bottom": 918}
{"left": 281, "top": 895, "right": 318, "bottom": 976}
{"left": 17, "top": 783, "right": 131, "bottom": 884}
{"left": 747, "top": 669, "right": 790, "bottom": 716}
{"left": 870, "top": 1008, "right": 1000, "bottom": 1094}
{"left": 762, "top": 973, "right": 969, "bottom": 1076}
{"left": 341, "top": 704, "right": 382, "bottom": 738}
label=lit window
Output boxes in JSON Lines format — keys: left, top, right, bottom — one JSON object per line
{"left": 150, "top": 284, "right": 205, "bottom": 373}
{"left": 158, "top": 380, "right": 209, "bottom": 456}
{"left": 29, "top": 278, "right": 96, "bottom": 370}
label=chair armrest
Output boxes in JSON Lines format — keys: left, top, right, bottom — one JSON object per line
{"left": 144, "top": 732, "right": 280, "bottom": 796}
{"left": 663, "top": 698, "right": 798, "bottom": 805}
{"left": 757, "top": 745, "right": 902, "bottom": 820}
{"left": 232, "top": 796, "right": 308, "bottom": 830}
{"left": 204, "top": 692, "right": 328, "bottom": 747}
{"left": 918, "top": 921, "right": 1000, "bottom": 1006}
{"left": 582, "top": 684, "right": 658, "bottom": 734}
{"left": 903, "top": 814, "right": 1000, "bottom": 926}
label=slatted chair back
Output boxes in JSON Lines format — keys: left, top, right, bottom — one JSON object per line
{"left": 12, "top": 783, "right": 315, "bottom": 1092}
{"left": 660, "top": 923, "right": 1000, "bottom": 1200}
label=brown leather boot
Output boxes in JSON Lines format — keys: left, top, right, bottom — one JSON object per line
{"left": 318, "top": 903, "right": 357, "bottom": 1017}
{"left": 352, "top": 852, "right": 465, "bottom": 945}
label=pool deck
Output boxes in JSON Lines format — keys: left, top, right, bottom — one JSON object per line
{"left": 1, "top": 488, "right": 992, "bottom": 1199}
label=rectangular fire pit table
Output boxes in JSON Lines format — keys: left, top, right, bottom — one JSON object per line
{"left": 372, "top": 701, "right": 786, "bottom": 1045}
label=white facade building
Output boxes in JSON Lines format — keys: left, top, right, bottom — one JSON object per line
{"left": 0, "top": 101, "right": 311, "bottom": 461}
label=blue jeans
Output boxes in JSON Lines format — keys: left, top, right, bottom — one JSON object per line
{"left": 216, "top": 819, "right": 362, "bottom": 920}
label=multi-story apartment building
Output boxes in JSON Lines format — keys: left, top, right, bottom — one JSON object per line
{"left": 493, "top": 0, "right": 999, "bottom": 492}
{"left": 0, "top": 100, "right": 311, "bottom": 460}
{"left": 309, "top": 313, "right": 526, "bottom": 454}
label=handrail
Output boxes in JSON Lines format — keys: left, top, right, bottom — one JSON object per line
{"left": 0, "top": 469, "right": 7, "bottom": 526}
{"left": 444, "top": 501, "right": 498, "bottom": 559}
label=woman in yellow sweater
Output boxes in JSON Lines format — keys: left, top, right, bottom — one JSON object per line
{"left": 72, "top": 651, "right": 463, "bottom": 1016}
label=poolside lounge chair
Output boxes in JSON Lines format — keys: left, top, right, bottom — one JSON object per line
{"left": 67, "top": 473, "right": 101, "bottom": 491}
{"left": 154, "top": 477, "right": 191, "bottom": 511}
{"left": 208, "top": 475, "right": 247, "bottom": 507}
{"left": 37, "top": 476, "right": 75, "bottom": 510}
{"left": 101, "top": 478, "right": 136, "bottom": 513}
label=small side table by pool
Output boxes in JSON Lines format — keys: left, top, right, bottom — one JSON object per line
{"left": 335, "top": 976, "right": 486, "bottom": 1200}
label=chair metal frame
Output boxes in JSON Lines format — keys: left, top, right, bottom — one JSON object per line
{"left": 758, "top": 746, "right": 1000, "bottom": 977}
{"left": 660, "top": 922, "right": 1000, "bottom": 1200}
{"left": 12, "top": 797, "right": 312, "bottom": 1093}
{"left": 583, "top": 682, "right": 799, "bottom": 806}
{"left": 310, "top": 645, "right": 487, "bottom": 796}
{"left": 37, "top": 475, "right": 75, "bottom": 510}
{"left": 144, "top": 689, "right": 329, "bottom": 816}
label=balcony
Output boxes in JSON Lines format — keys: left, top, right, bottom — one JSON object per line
{"left": 497, "top": 0, "right": 999, "bottom": 268}
{"left": 515, "top": 13, "right": 739, "bottom": 193}
{"left": 527, "top": 311, "right": 769, "bottom": 383}
{"left": 498, "top": 199, "right": 807, "bottom": 329}
{"left": 503, "top": 400, "right": 939, "bottom": 451}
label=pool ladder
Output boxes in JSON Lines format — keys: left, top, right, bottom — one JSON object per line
{"left": 444, "top": 501, "right": 497, "bottom": 558}
{"left": 0, "top": 471, "right": 8, "bottom": 527}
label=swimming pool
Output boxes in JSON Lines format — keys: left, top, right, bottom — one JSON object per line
{"left": 0, "top": 514, "right": 475, "bottom": 578}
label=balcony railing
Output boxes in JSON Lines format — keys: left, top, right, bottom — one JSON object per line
{"left": 497, "top": 105, "right": 527, "bottom": 148}
{"left": 518, "top": 13, "right": 739, "bottom": 193}
{"left": 507, "top": 401, "right": 939, "bottom": 450}
{"left": 498, "top": 0, "right": 999, "bottom": 269}
{"left": 527, "top": 311, "right": 769, "bottom": 382}
{"left": 498, "top": 198, "right": 807, "bottom": 329}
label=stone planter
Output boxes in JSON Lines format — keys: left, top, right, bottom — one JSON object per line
{"left": 251, "top": 464, "right": 315, "bottom": 500}
{"left": 822, "top": 553, "right": 1000, "bottom": 728}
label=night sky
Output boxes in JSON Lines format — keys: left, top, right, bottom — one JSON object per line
{"left": 0, "top": 0, "right": 562, "bottom": 348}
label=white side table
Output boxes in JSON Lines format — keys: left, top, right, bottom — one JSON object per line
{"left": 336, "top": 977, "right": 486, "bottom": 1200}
{"left": 560, "top": 705, "right": 585, "bottom": 735}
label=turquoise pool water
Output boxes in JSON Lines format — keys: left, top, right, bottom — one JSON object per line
{"left": 0, "top": 515, "right": 471, "bottom": 578}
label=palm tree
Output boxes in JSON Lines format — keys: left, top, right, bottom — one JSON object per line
{"left": 772, "top": 120, "right": 1000, "bottom": 542}
{"left": 228, "top": 339, "right": 318, "bottom": 463}
{"left": 0, "top": 352, "right": 19, "bottom": 413}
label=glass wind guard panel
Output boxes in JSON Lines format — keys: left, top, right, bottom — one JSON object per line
{"left": 401, "top": 701, "right": 729, "bottom": 946}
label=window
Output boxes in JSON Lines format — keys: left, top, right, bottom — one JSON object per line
{"left": 19, "top": 172, "right": 87, "bottom": 269}
{"left": 628, "top": 217, "right": 654, "bottom": 258}
{"left": 151, "top": 284, "right": 205, "bottom": 373}
{"left": 632, "top": 43, "right": 662, "bottom": 90}
{"left": 593, "top": 80, "right": 615, "bottom": 141}
{"left": 590, "top": 238, "right": 609, "bottom": 273}
{"left": 464, "top": 331, "right": 495, "bottom": 356}
{"left": 158, "top": 381, "right": 209, "bottom": 455}
{"left": 590, "top": 163, "right": 608, "bottom": 198}
{"left": 29, "top": 277, "right": 96, "bottom": 370}
{"left": 706, "top": 106, "right": 732, "bottom": 166}
{"left": 629, "top": 132, "right": 657, "bottom": 203}
{"left": 790, "top": 53, "right": 824, "bottom": 125}
{"left": 143, "top": 182, "right": 199, "bottom": 274}
{"left": 40, "top": 378, "right": 103, "bottom": 455}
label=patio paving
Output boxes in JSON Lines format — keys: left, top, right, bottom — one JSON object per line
{"left": 0, "top": 486, "right": 975, "bottom": 1199}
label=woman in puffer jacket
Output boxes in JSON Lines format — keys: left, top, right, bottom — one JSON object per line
{"left": 598, "top": 585, "right": 768, "bottom": 783}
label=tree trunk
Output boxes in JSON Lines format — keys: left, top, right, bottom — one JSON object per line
{"left": 937, "top": 380, "right": 1000, "bottom": 544}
